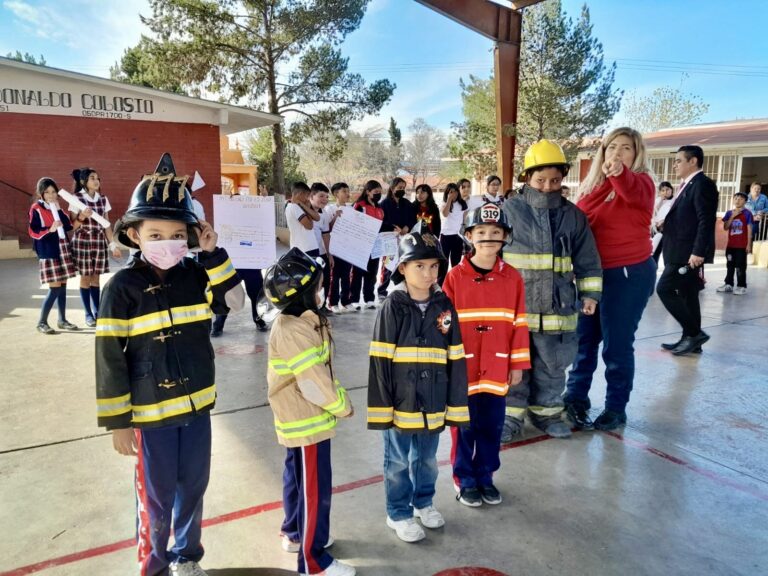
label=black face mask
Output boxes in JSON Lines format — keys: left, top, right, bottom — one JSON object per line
{"left": 372, "top": 193, "right": 382, "bottom": 203}
{"left": 394, "top": 190, "right": 405, "bottom": 199}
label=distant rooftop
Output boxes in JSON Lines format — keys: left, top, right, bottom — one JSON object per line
{"left": 643, "top": 118, "right": 768, "bottom": 150}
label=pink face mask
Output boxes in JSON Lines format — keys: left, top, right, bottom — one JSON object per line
{"left": 141, "top": 239, "right": 188, "bottom": 270}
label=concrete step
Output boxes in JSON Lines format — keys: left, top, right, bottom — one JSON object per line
{"left": 0, "top": 237, "right": 35, "bottom": 259}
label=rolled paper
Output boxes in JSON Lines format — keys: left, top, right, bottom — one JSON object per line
{"left": 57, "top": 190, "right": 111, "bottom": 229}
{"left": 49, "top": 202, "right": 66, "bottom": 239}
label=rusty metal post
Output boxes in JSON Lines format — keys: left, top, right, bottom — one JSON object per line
{"left": 415, "top": 0, "right": 536, "bottom": 189}
{"left": 495, "top": 40, "right": 520, "bottom": 190}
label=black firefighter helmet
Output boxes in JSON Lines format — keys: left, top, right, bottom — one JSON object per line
{"left": 114, "top": 153, "right": 199, "bottom": 249}
{"left": 391, "top": 232, "right": 446, "bottom": 284}
{"left": 264, "top": 248, "right": 324, "bottom": 312}
{"left": 462, "top": 202, "right": 512, "bottom": 247}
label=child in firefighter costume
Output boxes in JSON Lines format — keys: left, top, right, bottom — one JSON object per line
{"left": 96, "top": 153, "right": 244, "bottom": 576}
{"left": 264, "top": 248, "right": 356, "bottom": 576}
{"left": 368, "top": 232, "right": 469, "bottom": 544}
{"left": 501, "top": 140, "right": 602, "bottom": 440}
{"left": 443, "top": 203, "right": 531, "bottom": 507}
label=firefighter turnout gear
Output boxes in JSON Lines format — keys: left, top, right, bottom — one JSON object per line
{"left": 95, "top": 248, "right": 240, "bottom": 429}
{"left": 501, "top": 185, "right": 602, "bottom": 430}
{"left": 267, "top": 310, "right": 352, "bottom": 448}
{"left": 443, "top": 256, "right": 530, "bottom": 397}
{"left": 518, "top": 139, "right": 570, "bottom": 182}
{"left": 368, "top": 287, "right": 469, "bottom": 432}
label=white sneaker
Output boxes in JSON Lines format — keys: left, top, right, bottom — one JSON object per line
{"left": 716, "top": 284, "right": 733, "bottom": 293}
{"left": 301, "top": 559, "right": 356, "bottom": 576}
{"left": 280, "top": 532, "right": 300, "bottom": 553}
{"left": 365, "top": 301, "right": 377, "bottom": 309}
{"left": 386, "top": 516, "right": 425, "bottom": 542}
{"left": 733, "top": 286, "right": 747, "bottom": 295}
{"left": 413, "top": 505, "right": 445, "bottom": 529}
{"left": 330, "top": 305, "right": 346, "bottom": 314}
{"left": 170, "top": 561, "right": 207, "bottom": 576}
{"left": 344, "top": 304, "right": 358, "bottom": 313}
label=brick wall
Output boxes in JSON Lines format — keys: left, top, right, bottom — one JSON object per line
{"left": 0, "top": 112, "right": 222, "bottom": 239}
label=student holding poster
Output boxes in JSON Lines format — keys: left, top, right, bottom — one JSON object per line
{"left": 310, "top": 183, "right": 334, "bottom": 308}
{"left": 328, "top": 182, "right": 356, "bottom": 313}
{"left": 350, "top": 180, "right": 385, "bottom": 310}
{"left": 286, "top": 182, "right": 320, "bottom": 256}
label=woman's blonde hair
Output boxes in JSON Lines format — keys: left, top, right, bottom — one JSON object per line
{"left": 578, "top": 127, "right": 651, "bottom": 199}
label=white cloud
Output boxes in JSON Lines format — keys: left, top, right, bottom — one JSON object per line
{"left": 3, "top": 0, "right": 150, "bottom": 75}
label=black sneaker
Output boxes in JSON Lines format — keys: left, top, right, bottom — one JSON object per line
{"left": 566, "top": 404, "right": 594, "bottom": 430}
{"left": 255, "top": 318, "right": 268, "bottom": 332}
{"left": 456, "top": 486, "right": 483, "bottom": 507}
{"left": 479, "top": 484, "right": 502, "bottom": 505}
{"left": 210, "top": 328, "right": 223, "bottom": 338}
{"left": 57, "top": 320, "right": 79, "bottom": 331}
{"left": 37, "top": 322, "right": 56, "bottom": 335}
{"left": 594, "top": 409, "right": 627, "bottom": 431}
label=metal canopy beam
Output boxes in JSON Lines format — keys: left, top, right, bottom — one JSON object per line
{"left": 415, "top": 0, "right": 545, "bottom": 189}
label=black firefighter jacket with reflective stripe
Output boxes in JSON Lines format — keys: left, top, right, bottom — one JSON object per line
{"left": 367, "top": 287, "right": 469, "bottom": 432}
{"left": 95, "top": 249, "right": 240, "bottom": 429}
{"left": 502, "top": 186, "right": 602, "bottom": 334}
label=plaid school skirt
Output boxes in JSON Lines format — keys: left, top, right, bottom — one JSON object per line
{"left": 72, "top": 229, "right": 109, "bottom": 276}
{"left": 39, "top": 237, "right": 78, "bottom": 285}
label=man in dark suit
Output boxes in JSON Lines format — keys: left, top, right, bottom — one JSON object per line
{"left": 656, "top": 145, "right": 718, "bottom": 356}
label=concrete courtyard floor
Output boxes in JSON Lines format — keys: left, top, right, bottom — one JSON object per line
{"left": 0, "top": 252, "right": 767, "bottom": 576}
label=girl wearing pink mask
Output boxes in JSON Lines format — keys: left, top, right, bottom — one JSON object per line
{"left": 96, "top": 153, "right": 244, "bottom": 576}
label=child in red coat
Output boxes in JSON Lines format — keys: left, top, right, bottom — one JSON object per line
{"left": 443, "top": 203, "right": 530, "bottom": 507}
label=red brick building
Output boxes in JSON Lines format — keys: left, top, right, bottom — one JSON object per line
{"left": 0, "top": 57, "right": 280, "bottom": 257}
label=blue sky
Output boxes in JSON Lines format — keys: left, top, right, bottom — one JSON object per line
{"left": 2, "top": 0, "right": 767, "bottom": 137}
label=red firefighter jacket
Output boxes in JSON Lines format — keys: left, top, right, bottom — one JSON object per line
{"left": 443, "top": 256, "right": 531, "bottom": 396}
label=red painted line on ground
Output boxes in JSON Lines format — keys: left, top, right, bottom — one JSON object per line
{"left": 8, "top": 429, "right": 765, "bottom": 575}
{"left": 604, "top": 431, "right": 768, "bottom": 502}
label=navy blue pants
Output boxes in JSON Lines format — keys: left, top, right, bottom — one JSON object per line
{"left": 350, "top": 257, "right": 379, "bottom": 304}
{"left": 565, "top": 257, "right": 656, "bottom": 413}
{"left": 135, "top": 413, "right": 211, "bottom": 576}
{"left": 329, "top": 257, "right": 353, "bottom": 307}
{"left": 451, "top": 393, "right": 505, "bottom": 488}
{"left": 281, "top": 440, "right": 334, "bottom": 574}
{"left": 212, "top": 268, "right": 263, "bottom": 331}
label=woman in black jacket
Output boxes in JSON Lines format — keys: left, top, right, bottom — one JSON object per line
{"left": 377, "top": 177, "right": 416, "bottom": 299}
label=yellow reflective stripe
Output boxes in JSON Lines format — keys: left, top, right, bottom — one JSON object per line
{"left": 529, "top": 405, "right": 563, "bottom": 417}
{"left": 505, "top": 406, "right": 526, "bottom": 417}
{"left": 285, "top": 341, "right": 330, "bottom": 375}
{"left": 525, "top": 313, "right": 578, "bottom": 332}
{"left": 503, "top": 252, "right": 554, "bottom": 270}
{"left": 393, "top": 347, "right": 447, "bottom": 364}
{"left": 268, "top": 359, "right": 293, "bottom": 375}
{"left": 577, "top": 277, "right": 603, "bottom": 292}
{"left": 468, "top": 381, "right": 508, "bottom": 395}
{"left": 447, "top": 344, "right": 465, "bottom": 360}
{"left": 96, "top": 393, "right": 132, "bottom": 417}
{"left": 171, "top": 303, "right": 212, "bottom": 325}
{"left": 322, "top": 385, "right": 349, "bottom": 416}
{"left": 97, "top": 304, "right": 211, "bottom": 339}
{"left": 457, "top": 308, "right": 518, "bottom": 323}
{"left": 207, "top": 258, "right": 237, "bottom": 286}
{"left": 274, "top": 412, "right": 337, "bottom": 439}
{"left": 96, "top": 311, "right": 172, "bottom": 338}
{"left": 131, "top": 385, "right": 216, "bottom": 423}
{"left": 205, "top": 282, "right": 213, "bottom": 306}
{"left": 367, "top": 406, "right": 394, "bottom": 423}
{"left": 369, "top": 341, "right": 396, "bottom": 359}
{"left": 393, "top": 410, "right": 446, "bottom": 430}
{"left": 553, "top": 256, "right": 572, "bottom": 273}
{"left": 446, "top": 405, "right": 470, "bottom": 422}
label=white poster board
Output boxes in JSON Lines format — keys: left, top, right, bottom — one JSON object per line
{"left": 213, "top": 195, "right": 276, "bottom": 269}
{"left": 329, "top": 207, "right": 383, "bottom": 269}
{"left": 370, "top": 231, "right": 399, "bottom": 259}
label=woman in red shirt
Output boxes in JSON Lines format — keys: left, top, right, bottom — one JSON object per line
{"left": 564, "top": 127, "right": 656, "bottom": 431}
